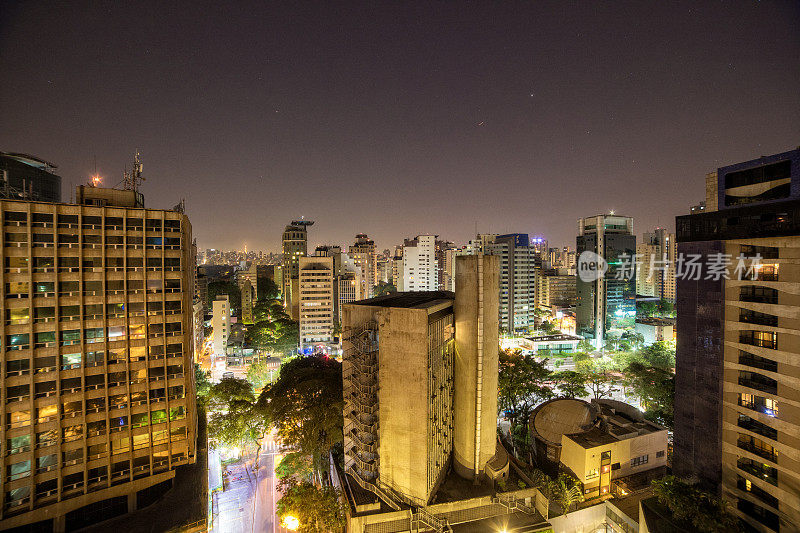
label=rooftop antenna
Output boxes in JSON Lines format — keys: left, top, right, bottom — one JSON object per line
{"left": 123, "top": 151, "right": 145, "bottom": 192}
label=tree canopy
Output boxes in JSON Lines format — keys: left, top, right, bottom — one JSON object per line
{"left": 246, "top": 298, "right": 299, "bottom": 355}
{"left": 261, "top": 355, "right": 343, "bottom": 474}
{"left": 206, "top": 377, "right": 269, "bottom": 454}
{"left": 275, "top": 477, "right": 345, "bottom": 533}
{"left": 552, "top": 370, "right": 588, "bottom": 399}
{"left": 208, "top": 279, "right": 241, "bottom": 311}
{"left": 498, "top": 350, "right": 553, "bottom": 428}
{"left": 651, "top": 476, "right": 742, "bottom": 532}
{"left": 373, "top": 281, "right": 396, "bottom": 296}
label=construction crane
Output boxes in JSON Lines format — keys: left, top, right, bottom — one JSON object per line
{"left": 123, "top": 151, "right": 145, "bottom": 192}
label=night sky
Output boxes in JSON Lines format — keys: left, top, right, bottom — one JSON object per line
{"left": 1, "top": 1, "right": 798, "bottom": 252}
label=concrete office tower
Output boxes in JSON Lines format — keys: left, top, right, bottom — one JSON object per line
{"left": 484, "top": 234, "right": 538, "bottom": 333}
{"left": 341, "top": 256, "right": 501, "bottom": 508}
{"left": 0, "top": 189, "right": 196, "bottom": 531}
{"left": 674, "top": 148, "right": 800, "bottom": 532}
{"left": 576, "top": 214, "right": 636, "bottom": 346}
{"left": 298, "top": 255, "right": 335, "bottom": 351}
{"left": 399, "top": 235, "right": 438, "bottom": 292}
{"left": 453, "top": 254, "right": 500, "bottom": 481}
{"left": 212, "top": 295, "right": 230, "bottom": 356}
{"left": 0, "top": 152, "right": 62, "bottom": 203}
{"left": 240, "top": 278, "right": 255, "bottom": 324}
{"left": 635, "top": 228, "right": 676, "bottom": 301}
{"left": 282, "top": 219, "right": 313, "bottom": 320}
{"left": 349, "top": 234, "right": 377, "bottom": 298}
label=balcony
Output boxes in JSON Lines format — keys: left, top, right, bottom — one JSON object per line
{"left": 738, "top": 352, "right": 777, "bottom": 373}
{"left": 737, "top": 439, "right": 777, "bottom": 463}
{"left": 738, "top": 373, "right": 778, "bottom": 395}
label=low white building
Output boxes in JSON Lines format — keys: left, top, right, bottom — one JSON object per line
{"left": 212, "top": 295, "right": 230, "bottom": 357}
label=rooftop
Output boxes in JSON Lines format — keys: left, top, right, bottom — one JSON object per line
{"left": 351, "top": 290, "right": 454, "bottom": 310}
{"left": 0, "top": 151, "right": 58, "bottom": 171}
{"left": 530, "top": 398, "right": 600, "bottom": 446}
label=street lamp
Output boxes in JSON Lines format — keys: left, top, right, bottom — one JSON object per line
{"left": 281, "top": 515, "right": 300, "bottom": 531}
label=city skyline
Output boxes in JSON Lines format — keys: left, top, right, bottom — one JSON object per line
{"left": 1, "top": 2, "right": 798, "bottom": 251}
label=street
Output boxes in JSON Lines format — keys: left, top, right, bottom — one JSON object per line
{"left": 211, "top": 433, "right": 290, "bottom": 533}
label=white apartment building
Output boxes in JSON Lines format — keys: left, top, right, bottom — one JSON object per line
{"left": 398, "top": 235, "right": 437, "bottom": 292}
{"left": 298, "top": 256, "right": 335, "bottom": 350}
{"left": 212, "top": 295, "right": 230, "bottom": 356}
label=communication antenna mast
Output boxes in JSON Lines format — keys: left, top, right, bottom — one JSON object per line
{"left": 123, "top": 151, "right": 145, "bottom": 192}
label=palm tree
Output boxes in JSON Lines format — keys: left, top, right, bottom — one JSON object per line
{"left": 549, "top": 473, "right": 584, "bottom": 515}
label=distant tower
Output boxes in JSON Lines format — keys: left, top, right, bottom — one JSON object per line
{"left": 282, "top": 219, "right": 315, "bottom": 320}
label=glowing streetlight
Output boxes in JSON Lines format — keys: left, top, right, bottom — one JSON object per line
{"left": 281, "top": 515, "right": 300, "bottom": 531}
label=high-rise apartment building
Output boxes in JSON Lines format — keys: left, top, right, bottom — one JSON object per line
{"left": 484, "top": 234, "right": 537, "bottom": 333}
{"left": 212, "top": 295, "right": 230, "bottom": 357}
{"left": 635, "top": 227, "right": 676, "bottom": 301}
{"left": 435, "top": 239, "right": 456, "bottom": 291}
{"left": 341, "top": 255, "right": 500, "bottom": 508}
{"left": 0, "top": 152, "right": 62, "bottom": 203}
{"left": 576, "top": 214, "right": 636, "bottom": 346}
{"left": 349, "top": 234, "right": 377, "bottom": 299}
{"left": 398, "top": 235, "right": 437, "bottom": 292}
{"left": 298, "top": 255, "right": 335, "bottom": 352}
{"left": 674, "top": 148, "right": 800, "bottom": 532}
{"left": 282, "top": 220, "right": 313, "bottom": 320}
{"left": 235, "top": 261, "right": 258, "bottom": 301}
{"left": 0, "top": 188, "right": 196, "bottom": 531}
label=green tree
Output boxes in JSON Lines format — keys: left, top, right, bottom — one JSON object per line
{"left": 498, "top": 350, "right": 553, "bottom": 429}
{"left": 638, "top": 341, "right": 675, "bottom": 369}
{"left": 246, "top": 358, "right": 278, "bottom": 390}
{"left": 373, "top": 281, "right": 396, "bottom": 296}
{"left": 262, "top": 355, "right": 343, "bottom": 476}
{"left": 275, "top": 451, "right": 313, "bottom": 481}
{"left": 247, "top": 298, "right": 299, "bottom": 356}
{"left": 651, "top": 476, "right": 742, "bottom": 532}
{"left": 624, "top": 362, "right": 675, "bottom": 429}
{"left": 206, "top": 377, "right": 270, "bottom": 459}
{"left": 637, "top": 301, "right": 657, "bottom": 318}
{"left": 257, "top": 276, "right": 280, "bottom": 300}
{"left": 577, "top": 358, "right": 615, "bottom": 400}
{"left": 576, "top": 339, "right": 595, "bottom": 352}
{"left": 276, "top": 478, "right": 345, "bottom": 533}
{"left": 208, "top": 280, "right": 241, "bottom": 311}
{"left": 658, "top": 299, "right": 675, "bottom": 317}
{"left": 194, "top": 364, "right": 212, "bottom": 407}
{"left": 552, "top": 370, "right": 588, "bottom": 399}
{"left": 548, "top": 473, "right": 584, "bottom": 515}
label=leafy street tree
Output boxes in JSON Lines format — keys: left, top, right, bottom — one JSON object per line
{"left": 651, "top": 476, "right": 742, "bottom": 532}
{"left": 624, "top": 362, "right": 675, "bottom": 429}
{"left": 577, "top": 358, "right": 616, "bottom": 400}
{"left": 373, "top": 281, "right": 396, "bottom": 296}
{"left": 276, "top": 477, "right": 345, "bottom": 533}
{"left": 194, "top": 364, "right": 212, "bottom": 407}
{"left": 262, "top": 355, "right": 343, "bottom": 476}
{"left": 256, "top": 276, "right": 280, "bottom": 300}
{"left": 638, "top": 341, "right": 675, "bottom": 369}
{"left": 576, "top": 339, "right": 595, "bottom": 353}
{"left": 246, "top": 358, "right": 278, "bottom": 390}
{"left": 498, "top": 350, "right": 553, "bottom": 429}
{"left": 206, "top": 378, "right": 270, "bottom": 465}
{"left": 247, "top": 298, "right": 299, "bottom": 356}
{"left": 275, "top": 451, "right": 313, "bottom": 480}
{"left": 552, "top": 370, "right": 588, "bottom": 399}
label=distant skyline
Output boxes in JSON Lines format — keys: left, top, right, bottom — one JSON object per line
{"left": 1, "top": 1, "right": 798, "bottom": 252}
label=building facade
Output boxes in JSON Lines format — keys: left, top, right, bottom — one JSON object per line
{"left": 576, "top": 214, "right": 636, "bottom": 347}
{"left": 398, "top": 235, "right": 437, "bottom": 292}
{"left": 298, "top": 255, "right": 335, "bottom": 352}
{"left": 0, "top": 153, "right": 62, "bottom": 203}
{"left": 635, "top": 228, "right": 676, "bottom": 301}
{"left": 341, "top": 255, "right": 501, "bottom": 508}
{"left": 485, "top": 234, "right": 537, "bottom": 333}
{"left": 674, "top": 148, "right": 800, "bottom": 532}
{"left": 281, "top": 220, "right": 313, "bottom": 320}
{"left": 212, "top": 295, "right": 230, "bottom": 357}
{"left": 349, "top": 234, "right": 377, "bottom": 299}
{"left": 0, "top": 191, "right": 197, "bottom": 531}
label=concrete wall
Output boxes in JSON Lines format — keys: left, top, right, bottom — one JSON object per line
{"left": 376, "top": 306, "right": 437, "bottom": 505}
{"left": 453, "top": 254, "right": 500, "bottom": 480}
